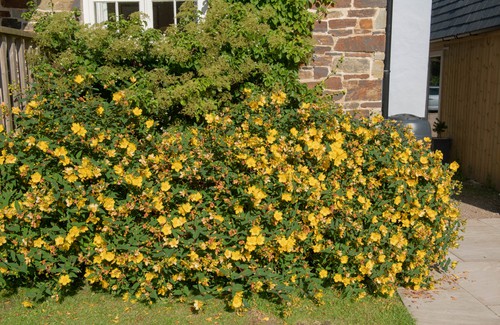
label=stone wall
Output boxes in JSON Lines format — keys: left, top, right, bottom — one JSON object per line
{"left": 0, "top": 0, "right": 28, "bottom": 29}
{"left": 0, "top": 0, "right": 79, "bottom": 29}
{"left": 1, "top": 0, "right": 387, "bottom": 116}
{"left": 300, "top": 0, "right": 387, "bottom": 115}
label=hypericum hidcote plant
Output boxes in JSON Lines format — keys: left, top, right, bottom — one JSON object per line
{"left": 0, "top": 0, "right": 462, "bottom": 312}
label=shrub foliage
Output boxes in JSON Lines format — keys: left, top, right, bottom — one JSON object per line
{"left": 0, "top": 1, "right": 462, "bottom": 308}
{"left": 29, "top": 0, "right": 324, "bottom": 123}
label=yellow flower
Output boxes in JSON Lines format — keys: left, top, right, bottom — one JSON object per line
{"left": 96, "top": 106, "right": 104, "bottom": 116}
{"left": 0, "top": 237, "right": 6, "bottom": 246}
{"left": 281, "top": 193, "right": 292, "bottom": 202}
{"left": 31, "top": 172, "right": 42, "bottom": 184}
{"left": 132, "top": 107, "right": 142, "bottom": 116}
{"left": 231, "top": 250, "right": 242, "bottom": 261}
{"left": 53, "top": 146, "right": 68, "bottom": 157}
{"left": 145, "top": 272, "right": 157, "bottom": 281}
{"left": 11, "top": 106, "right": 21, "bottom": 115}
{"left": 178, "top": 203, "right": 192, "bottom": 216}
{"left": 59, "top": 274, "right": 71, "bottom": 286}
{"left": 161, "top": 181, "right": 171, "bottom": 192}
{"left": 74, "top": 75, "right": 84, "bottom": 84}
{"left": 37, "top": 141, "right": 49, "bottom": 152}
{"left": 243, "top": 88, "right": 252, "bottom": 96}
{"left": 245, "top": 157, "right": 256, "bottom": 168}
{"left": 449, "top": 161, "right": 459, "bottom": 172}
{"left": 22, "top": 300, "right": 33, "bottom": 308}
{"left": 172, "top": 217, "right": 187, "bottom": 228}
{"left": 130, "top": 76, "right": 137, "bottom": 83}
{"left": 124, "top": 173, "right": 143, "bottom": 187}
{"left": 232, "top": 292, "right": 243, "bottom": 309}
{"left": 4, "top": 154, "right": 16, "bottom": 164}
{"left": 189, "top": 192, "right": 203, "bottom": 202}
{"left": 55, "top": 236, "right": 65, "bottom": 246}
{"left": 277, "top": 236, "right": 295, "bottom": 253}
{"left": 110, "top": 268, "right": 122, "bottom": 278}
{"left": 370, "top": 232, "right": 381, "bottom": 243}
{"left": 205, "top": 113, "right": 215, "bottom": 124}
{"left": 273, "top": 211, "right": 283, "bottom": 222}
{"left": 319, "top": 269, "right": 328, "bottom": 279}
{"left": 161, "top": 224, "right": 172, "bottom": 235}
{"left": 145, "top": 119, "right": 154, "bottom": 128}
{"left": 71, "top": 123, "right": 87, "bottom": 137}
{"left": 157, "top": 216, "right": 167, "bottom": 225}
{"left": 113, "top": 165, "right": 124, "bottom": 176}
{"left": 93, "top": 235, "right": 104, "bottom": 246}
{"left": 171, "top": 161, "right": 183, "bottom": 172}
{"left": 0, "top": 125, "right": 4, "bottom": 133}
{"left": 340, "top": 255, "right": 348, "bottom": 264}
{"left": 333, "top": 273, "right": 342, "bottom": 283}
{"left": 193, "top": 300, "right": 203, "bottom": 311}
{"left": 250, "top": 225, "right": 261, "bottom": 236}
{"left": 234, "top": 205, "right": 243, "bottom": 214}
{"left": 113, "top": 91, "right": 124, "bottom": 102}
{"left": 31, "top": 238, "right": 45, "bottom": 248}
{"left": 102, "top": 197, "right": 115, "bottom": 211}
{"left": 101, "top": 251, "right": 115, "bottom": 262}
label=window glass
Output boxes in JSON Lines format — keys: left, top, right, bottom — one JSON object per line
{"left": 428, "top": 56, "right": 441, "bottom": 113}
{"left": 153, "top": 2, "right": 174, "bottom": 30}
{"left": 85, "top": 0, "right": 202, "bottom": 28}
{"left": 95, "top": 1, "right": 140, "bottom": 23}
{"left": 153, "top": 1, "right": 186, "bottom": 30}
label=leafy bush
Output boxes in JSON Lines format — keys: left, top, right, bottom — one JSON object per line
{"left": 29, "top": 1, "right": 324, "bottom": 124}
{"left": 0, "top": 0, "right": 462, "bottom": 309}
{"left": 0, "top": 85, "right": 462, "bottom": 306}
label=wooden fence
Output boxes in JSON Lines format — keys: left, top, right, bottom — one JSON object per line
{"left": 0, "top": 26, "right": 34, "bottom": 132}
{"left": 432, "top": 30, "right": 500, "bottom": 190}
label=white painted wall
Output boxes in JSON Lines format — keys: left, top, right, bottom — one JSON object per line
{"left": 388, "top": 0, "right": 432, "bottom": 118}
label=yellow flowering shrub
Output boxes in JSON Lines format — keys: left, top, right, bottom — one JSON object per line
{"left": 0, "top": 84, "right": 462, "bottom": 305}
{"left": 0, "top": 1, "right": 460, "bottom": 306}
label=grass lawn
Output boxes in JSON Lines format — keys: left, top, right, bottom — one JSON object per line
{"left": 0, "top": 286, "right": 415, "bottom": 324}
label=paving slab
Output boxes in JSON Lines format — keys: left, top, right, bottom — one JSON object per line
{"left": 489, "top": 305, "right": 500, "bottom": 317}
{"left": 480, "top": 218, "right": 500, "bottom": 231}
{"left": 450, "top": 220, "right": 500, "bottom": 261}
{"left": 398, "top": 279, "right": 500, "bottom": 325}
{"left": 452, "top": 261, "right": 500, "bottom": 306}
{"left": 400, "top": 217, "right": 500, "bottom": 324}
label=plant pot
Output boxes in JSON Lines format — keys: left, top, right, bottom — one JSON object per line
{"left": 431, "top": 137, "right": 452, "bottom": 164}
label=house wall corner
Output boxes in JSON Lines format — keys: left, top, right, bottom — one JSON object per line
{"left": 301, "top": 0, "right": 387, "bottom": 116}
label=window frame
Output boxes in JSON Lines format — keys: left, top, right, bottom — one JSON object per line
{"left": 427, "top": 51, "right": 443, "bottom": 114}
{"left": 82, "top": 0, "right": 205, "bottom": 28}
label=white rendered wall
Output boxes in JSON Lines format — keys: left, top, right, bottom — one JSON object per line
{"left": 388, "top": 0, "right": 432, "bottom": 117}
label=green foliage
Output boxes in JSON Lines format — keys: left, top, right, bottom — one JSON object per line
{"left": 1, "top": 86, "right": 462, "bottom": 307}
{"left": 0, "top": 0, "right": 462, "bottom": 310}
{"left": 29, "top": 0, "right": 326, "bottom": 123}
{"left": 432, "top": 118, "right": 448, "bottom": 138}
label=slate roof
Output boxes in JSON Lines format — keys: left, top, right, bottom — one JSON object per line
{"left": 431, "top": 0, "right": 500, "bottom": 40}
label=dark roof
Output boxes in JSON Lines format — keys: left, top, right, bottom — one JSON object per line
{"left": 431, "top": 0, "right": 500, "bottom": 40}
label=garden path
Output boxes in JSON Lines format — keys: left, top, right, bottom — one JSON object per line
{"left": 399, "top": 182, "right": 500, "bottom": 325}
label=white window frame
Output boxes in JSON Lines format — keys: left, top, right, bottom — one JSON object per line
{"left": 81, "top": 0, "right": 206, "bottom": 28}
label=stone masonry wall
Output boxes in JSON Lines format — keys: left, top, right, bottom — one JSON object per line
{"left": 0, "top": 0, "right": 29, "bottom": 29}
{"left": 300, "top": 0, "right": 387, "bottom": 115}
{"left": 0, "top": 0, "right": 79, "bottom": 29}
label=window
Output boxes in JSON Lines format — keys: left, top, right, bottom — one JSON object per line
{"left": 428, "top": 53, "right": 442, "bottom": 113}
{"left": 82, "top": 0, "right": 205, "bottom": 30}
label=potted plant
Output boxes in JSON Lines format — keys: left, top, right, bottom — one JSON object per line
{"left": 431, "top": 118, "right": 452, "bottom": 163}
